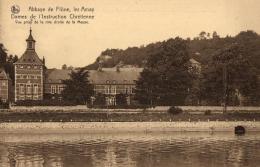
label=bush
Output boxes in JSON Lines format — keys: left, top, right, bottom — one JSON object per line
{"left": 168, "top": 106, "right": 183, "bottom": 115}
{"left": 15, "top": 100, "right": 77, "bottom": 106}
{"left": 89, "top": 104, "right": 149, "bottom": 109}
{"left": 204, "top": 110, "right": 212, "bottom": 115}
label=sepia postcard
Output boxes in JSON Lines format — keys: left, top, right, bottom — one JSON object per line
{"left": 0, "top": 0, "right": 260, "bottom": 167}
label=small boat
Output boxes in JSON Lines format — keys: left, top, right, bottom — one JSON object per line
{"left": 235, "top": 126, "right": 246, "bottom": 135}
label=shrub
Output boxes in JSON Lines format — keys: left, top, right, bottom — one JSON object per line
{"left": 15, "top": 100, "right": 77, "bottom": 106}
{"left": 204, "top": 110, "right": 212, "bottom": 115}
{"left": 168, "top": 106, "right": 183, "bottom": 115}
{"left": 90, "top": 104, "right": 149, "bottom": 109}
{"left": 0, "top": 99, "right": 10, "bottom": 109}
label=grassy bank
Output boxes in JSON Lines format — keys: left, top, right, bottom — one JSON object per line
{"left": 0, "top": 111, "right": 260, "bottom": 122}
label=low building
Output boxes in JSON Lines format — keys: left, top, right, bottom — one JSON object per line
{"left": 89, "top": 67, "right": 142, "bottom": 106}
{"left": 44, "top": 67, "right": 142, "bottom": 106}
{"left": 0, "top": 68, "right": 11, "bottom": 102}
{"left": 44, "top": 69, "right": 70, "bottom": 100}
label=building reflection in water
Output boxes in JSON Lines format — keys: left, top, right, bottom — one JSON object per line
{"left": 0, "top": 132, "right": 259, "bottom": 167}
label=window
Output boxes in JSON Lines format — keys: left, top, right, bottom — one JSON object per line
{"left": 27, "top": 84, "right": 31, "bottom": 94}
{"left": 20, "top": 84, "right": 25, "bottom": 94}
{"left": 51, "top": 85, "right": 56, "bottom": 94}
{"left": 33, "top": 84, "right": 38, "bottom": 94}
{"left": 125, "top": 86, "right": 133, "bottom": 94}
{"left": 110, "top": 85, "right": 116, "bottom": 94}
{"left": 57, "top": 85, "right": 64, "bottom": 94}
{"left": 34, "top": 66, "right": 37, "bottom": 69}
{"left": 28, "top": 42, "right": 33, "bottom": 49}
{"left": 105, "top": 97, "right": 116, "bottom": 106}
{"left": 105, "top": 86, "right": 110, "bottom": 94}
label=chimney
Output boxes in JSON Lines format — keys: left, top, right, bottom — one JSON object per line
{"left": 98, "top": 60, "right": 103, "bottom": 71}
{"left": 42, "top": 56, "right": 45, "bottom": 65}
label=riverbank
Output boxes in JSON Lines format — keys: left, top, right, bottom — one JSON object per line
{"left": 1, "top": 111, "right": 260, "bottom": 122}
{"left": 1, "top": 121, "right": 260, "bottom": 133}
{"left": 5, "top": 105, "right": 260, "bottom": 113}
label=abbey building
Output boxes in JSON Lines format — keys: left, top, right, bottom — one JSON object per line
{"left": 10, "top": 29, "right": 141, "bottom": 105}
{"left": 14, "top": 29, "right": 45, "bottom": 101}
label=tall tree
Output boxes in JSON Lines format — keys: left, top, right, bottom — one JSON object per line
{"left": 0, "top": 43, "right": 7, "bottom": 67}
{"left": 200, "top": 43, "right": 259, "bottom": 105}
{"left": 62, "top": 68, "right": 93, "bottom": 104}
{"left": 135, "top": 37, "right": 192, "bottom": 106}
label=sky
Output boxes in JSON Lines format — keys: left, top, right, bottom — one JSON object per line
{"left": 1, "top": 0, "right": 260, "bottom": 68}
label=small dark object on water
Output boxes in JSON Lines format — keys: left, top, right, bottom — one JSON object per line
{"left": 235, "top": 126, "right": 246, "bottom": 135}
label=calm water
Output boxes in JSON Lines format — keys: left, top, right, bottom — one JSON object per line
{"left": 0, "top": 132, "right": 260, "bottom": 167}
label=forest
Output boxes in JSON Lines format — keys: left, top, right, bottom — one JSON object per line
{"left": 86, "top": 30, "right": 260, "bottom": 73}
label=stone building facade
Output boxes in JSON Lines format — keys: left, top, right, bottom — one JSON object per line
{"left": 14, "top": 29, "right": 45, "bottom": 101}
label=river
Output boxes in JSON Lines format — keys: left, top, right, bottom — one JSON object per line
{"left": 0, "top": 132, "right": 259, "bottom": 167}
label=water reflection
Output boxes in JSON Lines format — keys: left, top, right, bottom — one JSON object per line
{"left": 0, "top": 132, "right": 260, "bottom": 167}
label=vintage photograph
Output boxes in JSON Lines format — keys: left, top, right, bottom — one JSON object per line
{"left": 0, "top": 0, "right": 260, "bottom": 166}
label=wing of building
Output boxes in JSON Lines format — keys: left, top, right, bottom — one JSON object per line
{"left": 0, "top": 68, "right": 11, "bottom": 102}
{"left": 14, "top": 28, "right": 45, "bottom": 101}
{"left": 44, "top": 67, "right": 142, "bottom": 106}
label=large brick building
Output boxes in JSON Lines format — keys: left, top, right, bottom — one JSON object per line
{"left": 14, "top": 29, "right": 45, "bottom": 101}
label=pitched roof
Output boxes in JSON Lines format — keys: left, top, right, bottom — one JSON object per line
{"left": 0, "top": 68, "right": 8, "bottom": 80}
{"left": 45, "top": 69, "right": 71, "bottom": 83}
{"left": 26, "top": 32, "right": 35, "bottom": 42}
{"left": 45, "top": 68, "right": 143, "bottom": 85}
{"left": 88, "top": 68, "right": 142, "bottom": 84}
{"left": 15, "top": 50, "right": 43, "bottom": 65}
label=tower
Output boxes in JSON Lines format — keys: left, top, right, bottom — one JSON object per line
{"left": 14, "top": 28, "right": 44, "bottom": 101}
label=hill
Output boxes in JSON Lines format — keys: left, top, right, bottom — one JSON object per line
{"left": 85, "top": 30, "right": 260, "bottom": 72}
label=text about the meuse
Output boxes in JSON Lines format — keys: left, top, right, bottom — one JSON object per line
{"left": 11, "top": 6, "right": 95, "bottom": 25}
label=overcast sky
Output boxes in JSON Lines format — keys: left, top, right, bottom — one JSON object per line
{"left": 1, "top": 0, "right": 260, "bottom": 68}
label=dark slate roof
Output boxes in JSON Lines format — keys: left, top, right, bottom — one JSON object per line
{"left": 45, "top": 68, "right": 143, "bottom": 84}
{"left": 15, "top": 50, "right": 43, "bottom": 65}
{"left": 89, "top": 68, "right": 142, "bottom": 84}
{"left": 0, "top": 68, "right": 8, "bottom": 80}
{"left": 26, "top": 33, "right": 35, "bottom": 42}
{"left": 45, "top": 69, "right": 71, "bottom": 83}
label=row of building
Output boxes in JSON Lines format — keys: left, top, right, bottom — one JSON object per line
{"left": 0, "top": 29, "right": 202, "bottom": 106}
{"left": 0, "top": 29, "right": 146, "bottom": 106}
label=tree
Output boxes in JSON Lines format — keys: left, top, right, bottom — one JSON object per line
{"left": 116, "top": 93, "right": 127, "bottom": 106}
{"left": 61, "top": 68, "right": 93, "bottom": 104}
{"left": 212, "top": 31, "right": 220, "bottom": 39}
{"left": 62, "top": 64, "right": 67, "bottom": 69}
{"left": 199, "top": 31, "right": 207, "bottom": 40}
{"left": 200, "top": 43, "right": 259, "bottom": 105}
{"left": 0, "top": 43, "right": 7, "bottom": 66}
{"left": 135, "top": 37, "right": 192, "bottom": 106}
